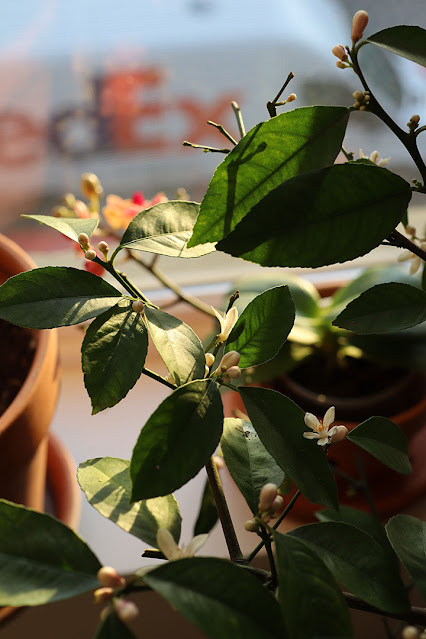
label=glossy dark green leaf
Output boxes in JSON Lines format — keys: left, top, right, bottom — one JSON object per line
{"left": 188, "top": 106, "right": 349, "bottom": 246}
{"left": 22, "top": 214, "right": 98, "bottom": 243}
{"left": 221, "top": 417, "right": 284, "bottom": 513}
{"left": 0, "top": 266, "right": 122, "bottom": 328}
{"left": 144, "top": 306, "right": 205, "bottom": 385}
{"left": 386, "top": 514, "right": 426, "bottom": 600}
{"left": 275, "top": 532, "right": 352, "bottom": 639}
{"left": 118, "top": 201, "right": 215, "bottom": 257}
{"left": 347, "top": 417, "right": 411, "bottom": 475}
{"left": 225, "top": 286, "right": 295, "bottom": 368}
{"left": 82, "top": 304, "right": 148, "bottom": 413}
{"left": 366, "top": 26, "right": 426, "bottom": 67}
{"left": 333, "top": 282, "right": 426, "bottom": 333}
{"left": 94, "top": 611, "right": 138, "bottom": 639}
{"left": 216, "top": 164, "right": 411, "bottom": 267}
{"left": 143, "top": 557, "right": 285, "bottom": 639}
{"left": 0, "top": 499, "right": 101, "bottom": 606}
{"left": 239, "top": 387, "right": 338, "bottom": 509}
{"left": 131, "top": 380, "right": 223, "bottom": 501}
{"left": 290, "top": 521, "right": 410, "bottom": 614}
{"left": 78, "top": 458, "right": 181, "bottom": 546}
{"left": 193, "top": 479, "right": 218, "bottom": 536}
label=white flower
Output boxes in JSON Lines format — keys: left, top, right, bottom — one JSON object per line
{"left": 359, "top": 148, "right": 390, "bottom": 167}
{"left": 398, "top": 240, "right": 426, "bottom": 274}
{"left": 303, "top": 406, "right": 340, "bottom": 446}
{"left": 211, "top": 306, "right": 238, "bottom": 342}
{"left": 156, "top": 528, "right": 208, "bottom": 561}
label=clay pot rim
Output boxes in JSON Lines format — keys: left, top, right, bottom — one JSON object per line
{"left": 0, "top": 234, "right": 57, "bottom": 432}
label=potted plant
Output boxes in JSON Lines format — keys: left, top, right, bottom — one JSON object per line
{"left": 0, "top": 10, "right": 425, "bottom": 639}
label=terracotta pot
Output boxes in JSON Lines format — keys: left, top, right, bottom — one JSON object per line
{"left": 0, "top": 234, "right": 60, "bottom": 511}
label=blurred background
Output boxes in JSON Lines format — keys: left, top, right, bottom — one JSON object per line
{"left": 0, "top": 0, "right": 424, "bottom": 249}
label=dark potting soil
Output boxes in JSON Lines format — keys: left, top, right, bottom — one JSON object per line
{"left": 0, "top": 319, "right": 36, "bottom": 416}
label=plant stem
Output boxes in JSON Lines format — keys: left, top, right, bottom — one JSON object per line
{"left": 207, "top": 121, "right": 237, "bottom": 145}
{"left": 343, "top": 592, "right": 426, "bottom": 626}
{"left": 232, "top": 101, "right": 246, "bottom": 138}
{"left": 267, "top": 71, "right": 295, "bottom": 118}
{"left": 386, "top": 229, "right": 426, "bottom": 262}
{"left": 102, "top": 260, "right": 151, "bottom": 303}
{"left": 142, "top": 367, "right": 176, "bottom": 390}
{"left": 205, "top": 456, "right": 245, "bottom": 563}
{"left": 182, "top": 141, "right": 230, "bottom": 154}
{"left": 260, "top": 529, "right": 277, "bottom": 585}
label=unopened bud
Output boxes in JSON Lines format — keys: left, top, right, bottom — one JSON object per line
{"left": 113, "top": 599, "right": 139, "bottom": 623}
{"left": 336, "top": 60, "right": 347, "bottom": 69}
{"left": 332, "top": 44, "right": 348, "bottom": 62}
{"left": 97, "top": 566, "right": 126, "bottom": 589}
{"left": 84, "top": 249, "right": 97, "bottom": 261}
{"left": 219, "top": 350, "right": 241, "bottom": 372}
{"left": 410, "top": 114, "right": 420, "bottom": 124}
{"left": 244, "top": 519, "right": 259, "bottom": 532}
{"left": 132, "top": 300, "right": 144, "bottom": 314}
{"left": 78, "top": 233, "right": 91, "bottom": 250}
{"left": 226, "top": 366, "right": 242, "bottom": 379}
{"left": 97, "top": 241, "right": 109, "bottom": 255}
{"left": 359, "top": 105, "right": 368, "bottom": 111}
{"left": 330, "top": 425, "right": 349, "bottom": 444}
{"left": 351, "top": 10, "right": 369, "bottom": 44}
{"left": 402, "top": 626, "right": 420, "bottom": 639}
{"left": 258, "top": 483, "right": 278, "bottom": 511}
{"left": 352, "top": 90, "right": 364, "bottom": 101}
{"left": 406, "top": 225, "right": 416, "bottom": 237}
{"left": 271, "top": 495, "right": 284, "bottom": 512}
{"left": 205, "top": 353, "right": 215, "bottom": 368}
{"left": 64, "top": 193, "right": 76, "bottom": 208}
{"left": 213, "top": 455, "right": 225, "bottom": 470}
{"left": 81, "top": 173, "right": 103, "bottom": 199}
{"left": 94, "top": 587, "right": 114, "bottom": 604}
{"left": 285, "top": 93, "right": 297, "bottom": 103}
{"left": 204, "top": 365, "right": 210, "bottom": 377}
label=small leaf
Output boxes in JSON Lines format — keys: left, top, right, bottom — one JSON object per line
{"left": 131, "top": 380, "right": 223, "bottom": 501}
{"left": 333, "top": 282, "right": 426, "bottom": 333}
{"left": 347, "top": 417, "right": 411, "bottom": 475}
{"left": 118, "top": 201, "right": 215, "bottom": 257}
{"left": 95, "top": 611, "right": 138, "bottom": 639}
{"left": 366, "top": 26, "right": 426, "bottom": 67}
{"left": 221, "top": 418, "right": 284, "bottom": 513}
{"left": 78, "top": 458, "right": 181, "bottom": 547}
{"left": 188, "top": 106, "right": 349, "bottom": 246}
{"left": 275, "top": 532, "right": 352, "bottom": 639}
{"left": 0, "top": 267, "right": 122, "bottom": 328}
{"left": 22, "top": 214, "right": 98, "bottom": 243}
{"left": 0, "top": 499, "right": 101, "bottom": 606}
{"left": 143, "top": 557, "right": 285, "bottom": 639}
{"left": 239, "top": 387, "right": 338, "bottom": 509}
{"left": 225, "top": 286, "right": 295, "bottom": 368}
{"left": 82, "top": 304, "right": 148, "bottom": 413}
{"left": 193, "top": 479, "right": 218, "bottom": 536}
{"left": 144, "top": 306, "right": 205, "bottom": 385}
{"left": 216, "top": 164, "right": 411, "bottom": 267}
{"left": 386, "top": 514, "right": 426, "bottom": 600}
{"left": 290, "top": 521, "right": 410, "bottom": 614}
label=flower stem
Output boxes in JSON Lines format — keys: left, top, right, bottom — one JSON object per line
{"left": 385, "top": 229, "right": 426, "bottom": 262}
{"left": 142, "top": 367, "right": 176, "bottom": 390}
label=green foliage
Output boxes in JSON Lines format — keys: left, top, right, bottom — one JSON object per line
{"left": 221, "top": 417, "right": 285, "bottom": 513}
{"left": 366, "top": 26, "right": 426, "bottom": 67}
{"left": 130, "top": 380, "right": 223, "bottom": 501}
{"left": 239, "top": 387, "right": 338, "bottom": 509}
{"left": 0, "top": 500, "right": 101, "bottom": 606}
{"left": 0, "top": 266, "right": 122, "bottom": 328}
{"left": 77, "top": 458, "right": 181, "bottom": 547}
{"left": 143, "top": 558, "right": 285, "bottom": 639}
{"left": 188, "top": 106, "right": 349, "bottom": 246}
{"left": 216, "top": 164, "right": 411, "bottom": 267}
{"left": 275, "top": 532, "right": 353, "bottom": 639}
{"left": 386, "top": 514, "right": 426, "bottom": 600}
{"left": 22, "top": 214, "right": 99, "bottom": 243}
{"left": 82, "top": 304, "right": 149, "bottom": 413}
{"left": 347, "top": 417, "right": 412, "bottom": 474}
{"left": 193, "top": 479, "right": 218, "bottom": 536}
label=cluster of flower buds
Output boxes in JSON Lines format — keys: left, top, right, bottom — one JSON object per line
{"left": 352, "top": 90, "right": 370, "bottom": 111}
{"left": 244, "top": 483, "right": 284, "bottom": 532}
{"left": 332, "top": 44, "right": 350, "bottom": 69}
{"left": 351, "top": 10, "right": 369, "bottom": 45}
{"left": 407, "top": 114, "right": 421, "bottom": 133}
{"left": 212, "top": 350, "right": 242, "bottom": 381}
{"left": 94, "top": 566, "right": 139, "bottom": 624}
{"left": 81, "top": 172, "right": 104, "bottom": 200}
{"left": 77, "top": 233, "right": 109, "bottom": 267}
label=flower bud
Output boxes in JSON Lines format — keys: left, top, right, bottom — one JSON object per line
{"left": 244, "top": 519, "right": 259, "bottom": 532}
{"left": 330, "top": 425, "right": 349, "bottom": 444}
{"left": 410, "top": 114, "right": 420, "bottom": 124}
{"left": 332, "top": 44, "right": 348, "bottom": 62}
{"left": 226, "top": 366, "right": 242, "bottom": 379}
{"left": 93, "top": 587, "right": 114, "bottom": 604}
{"left": 84, "top": 249, "right": 97, "bottom": 261}
{"left": 132, "top": 300, "right": 144, "bottom": 314}
{"left": 97, "top": 566, "right": 126, "bottom": 588}
{"left": 97, "top": 241, "right": 109, "bottom": 256}
{"left": 271, "top": 495, "right": 284, "bottom": 512}
{"left": 336, "top": 60, "right": 347, "bottom": 69}
{"left": 285, "top": 93, "right": 297, "bottom": 103}
{"left": 81, "top": 172, "right": 103, "bottom": 198}
{"left": 78, "top": 233, "right": 91, "bottom": 250}
{"left": 258, "top": 483, "right": 278, "bottom": 511}
{"left": 205, "top": 353, "right": 215, "bottom": 368}
{"left": 352, "top": 90, "right": 364, "bottom": 101}
{"left": 219, "top": 350, "right": 241, "bottom": 371}
{"left": 204, "top": 365, "right": 210, "bottom": 377}
{"left": 402, "top": 626, "right": 420, "bottom": 639}
{"left": 351, "top": 10, "right": 369, "bottom": 44}
{"left": 406, "top": 225, "right": 416, "bottom": 237}
{"left": 213, "top": 455, "right": 225, "bottom": 470}
{"left": 113, "top": 599, "right": 139, "bottom": 623}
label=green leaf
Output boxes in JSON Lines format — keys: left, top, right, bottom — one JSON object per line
{"left": 347, "top": 416, "right": 411, "bottom": 475}
{"left": 239, "top": 387, "right": 338, "bottom": 509}
{"left": 221, "top": 418, "right": 284, "bottom": 514}
{"left": 188, "top": 106, "right": 349, "bottom": 246}
{"left": 225, "top": 286, "right": 295, "bottom": 368}
{"left": 0, "top": 267, "right": 122, "bottom": 328}
{"left": 143, "top": 557, "right": 285, "bottom": 639}
{"left": 333, "top": 282, "right": 426, "bottom": 333}
{"left": 193, "top": 479, "right": 218, "bottom": 536}
{"left": 144, "top": 306, "right": 205, "bottom": 385}
{"left": 366, "top": 26, "right": 426, "bottom": 67}
{"left": 0, "top": 499, "right": 101, "bottom": 606}
{"left": 22, "top": 214, "right": 99, "bottom": 243}
{"left": 131, "top": 380, "right": 223, "bottom": 501}
{"left": 82, "top": 304, "right": 148, "bottom": 414}
{"left": 386, "top": 514, "right": 426, "bottom": 600}
{"left": 216, "top": 164, "right": 411, "bottom": 267}
{"left": 274, "top": 532, "right": 352, "bottom": 639}
{"left": 77, "top": 458, "right": 181, "bottom": 547}
{"left": 95, "top": 611, "right": 138, "bottom": 639}
{"left": 290, "top": 521, "right": 410, "bottom": 614}
{"left": 118, "top": 201, "right": 215, "bottom": 258}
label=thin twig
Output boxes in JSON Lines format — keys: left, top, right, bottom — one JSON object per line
{"left": 343, "top": 592, "right": 426, "bottom": 626}
{"left": 232, "top": 101, "right": 246, "bottom": 138}
{"left": 207, "top": 121, "right": 237, "bottom": 145}
{"left": 142, "top": 367, "right": 176, "bottom": 389}
{"left": 386, "top": 229, "right": 426, "bottom": 262}
{"left": 183, "top": 141, "right": 230, "bottom": 154}
{"left": 267, "top": 71, "right": 295, "bottom": 118}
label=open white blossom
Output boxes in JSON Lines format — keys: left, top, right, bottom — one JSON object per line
{"left": 136, "top": 530, "right": 208, "bottom": 578}
{"left": 359, "top": 148, "right": 390, "bottom": 167}
{"left": 303, "top": 406, "right": 341, "bottom": 446}
{"left": 398, "top": 240, "right": 426, "bottom": 274}
{"left": 211, "top": 306, "right": 238, "bottom": 342}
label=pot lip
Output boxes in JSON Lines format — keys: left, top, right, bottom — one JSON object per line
{"left": 0, "top": 234, "right": 58, "bottom": 430}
